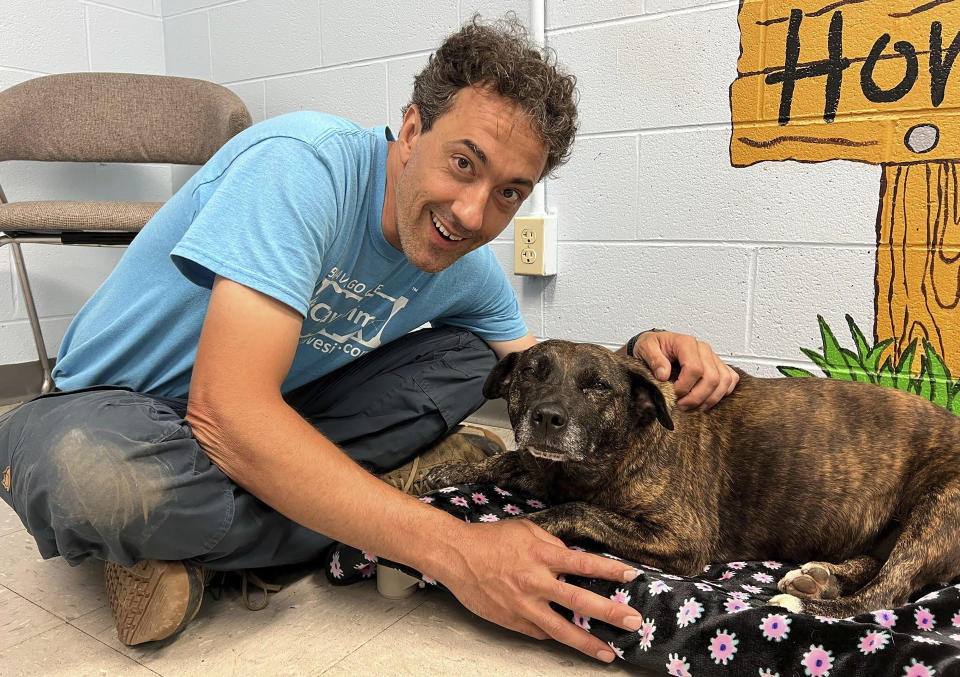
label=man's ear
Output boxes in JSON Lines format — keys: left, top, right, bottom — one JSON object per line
{"left": 482, "top": 351, "right": 521, "bottom": 400}
{"left": 626, "top": 362, "right": 674, "bottom": 431}
{"left": 396, "top": 104, "right": 422, "bottom": 165}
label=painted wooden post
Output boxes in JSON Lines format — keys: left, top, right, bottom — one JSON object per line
{"left": 731, "top": 0, "right": 960, "bottom": 369}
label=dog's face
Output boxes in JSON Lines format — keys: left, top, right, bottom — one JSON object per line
{"left": 483, "top": 340, "right": 674, "bottom": 464}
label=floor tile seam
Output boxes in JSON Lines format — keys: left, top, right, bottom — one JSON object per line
{"left": 318, "top": 594, "right": 429, "bottom": 674}
{"left": 0, "top": 583, "right": 69, "bottom": 653}
{"left": 0, "top": 527, "right": 26, "bottom": 538}
{"left": 63, "top": 617, "right": 165, "bottom": 677}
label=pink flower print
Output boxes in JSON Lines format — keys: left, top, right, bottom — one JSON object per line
{"left": 759, "top": 670, "right": 781, "bottom": 677}
{"left": 729, "top": 591, "right": 750, "bottom": 601}
{"left": 753, "top": 572, "right": 774, "bottom": 584}
{"left": 418, "top": 496, "right": 434, "bottom": 503}
{"left": 573, "top": 612, "right": 591, "bottom": 630}
{"left": 741, "top": 584, "right": 763, "bottom": 594}
{"left": 526, "top": 498, "right": 545, "bottom": 508}
{"left": 728, "top": 561, "right": 747, "bottom": 570}
{"left": 493, "top": 486, "right": 511, "bottom": 496}
{"left": 815, "top": 615, "right": 839, "bottom": 624}
{"left": 952, "top": 612, "right": 960, "bottom": 627}
{"left": 915, "top": 606, "right": 936, "bottom": 631}
{"left": 471, "top": 492, "right": 488, "bottom": 505}
{"left": 355, "top": 561, "right": 376, "bottom": 578}
{"left": 858, "top": 630, "right": 890, "bottom": 655}
{"left": 422, "top": 574, "right": 436, "bottom": 585}
{"left": 610, "top": 588, "right": 632, "bottom": 605}
{"left": 874, "top": 609, "right": 898, "bottom": 627}
{"left": 763, "top": 561, "right": 783, "bottom": 570}
{"left": 665, "top": 653, "right": 691, "bottom": 677}
{"left": 478, "top": 513, "right": 499, "bottom": 522}
{"left": 438, "top": 486, "right": 457, "bottom": 493}
{"left": 802, "top": 644, "right": 834, "bottom": 676}
{"left": 710, "top": 629, "right": 738, "bottom": 665}
{"left": 903, "top": 659, "right": 937, "bottom": 677}
{"left": 696, "top": 582, "right": 714, "bottom": 592}
{"left": 362, "top": 550, "right": 378, "bottom": 562}
{"left": 644, "top": 564, "right": 663, "bottom": 572}
{"left": 917, "top": 590, "right": 940, "bottom": 603}
{"left": 649, "top": 580, "right": 672, "bottom": 595}
{"left": 676, "top": 597, "right": 704, "bottom": 628}
{"left": 725, "top": 599, "right": 750, "bottom": 613}
{"left": 450, "top": 496, "right": 468, "bottom": 507}
{"left": 916, "top": 635, "right": 940, "bottom": 645}
{"left": 720, "top": 571, "right": 735, "bottom": 580}
{"left": 330, "top": 552, "right": 343, "bottom": 579}
{"left": 503, "top": 504, "right": 522, "bottom": 515}
{"left": 760, "top": 613, "right": 792, "bottom": 642}
{"left": 950, "top": 633, "right": 960, "bottom": 641}
{"left": 639, "top": 620, "right": 656, "bottom": 650}
{"left": 662, "top": 573, "right": 683, "bottom": 580}
{"left": 606, "top": 642, "right": 624, "bottom": 660}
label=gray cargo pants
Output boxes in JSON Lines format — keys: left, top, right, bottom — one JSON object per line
{"left": 0, "top": 326, "right": 496, "bottom": 571}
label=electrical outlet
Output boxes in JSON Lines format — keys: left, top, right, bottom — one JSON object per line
{"left": 513, "top": 215, "right": 557, "bottom": 276}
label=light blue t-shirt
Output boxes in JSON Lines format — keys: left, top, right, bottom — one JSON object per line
{"left": 52, "top": 112, "right": 527, "bottom": 398}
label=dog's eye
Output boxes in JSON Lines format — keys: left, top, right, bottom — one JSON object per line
{"left": 520, "top": 366, "right": 537, "bottom": 380}
{"left": 584, "top": 380, "right": 611, "bottom": 392}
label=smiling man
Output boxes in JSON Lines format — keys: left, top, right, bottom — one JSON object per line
{"left": 0, "top": 16, "right": 736, "bottom": 662}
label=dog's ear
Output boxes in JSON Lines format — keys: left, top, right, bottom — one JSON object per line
{"left": 626, "top": 362, "right": 674, "bottom": 431}
{"left": 482, "top": 351, "right": 521, "bottom": 400}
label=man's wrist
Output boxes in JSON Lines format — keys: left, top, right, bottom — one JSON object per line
{"left": 625, "top": 328, "right": 666, "bottom": 358}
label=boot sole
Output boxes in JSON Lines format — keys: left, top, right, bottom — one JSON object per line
{"left": 105, "top": 560, "right": 204, "bottom": 646}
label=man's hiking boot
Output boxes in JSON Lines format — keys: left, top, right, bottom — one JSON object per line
{"left": 378, "top": 424, "right": 506, "bottom": 495}
{"left": 104, "top": 561, "right": 285, "bottom": 645}
{"left": 105, "top": 559, "right": 209, "bottom": 646}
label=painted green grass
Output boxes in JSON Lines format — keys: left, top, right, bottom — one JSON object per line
{"left": 778, "top": 315, "right": 960, "bottom": 416}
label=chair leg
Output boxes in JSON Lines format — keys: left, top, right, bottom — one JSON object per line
{"left": 7, "top": 240, "right": 54, "bottom": 394}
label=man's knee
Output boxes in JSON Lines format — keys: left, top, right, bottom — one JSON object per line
{"left": 2, "top": 390, "right": 230, "bottom": 565}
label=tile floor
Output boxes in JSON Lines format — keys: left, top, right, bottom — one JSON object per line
{"left": 0, "top": 402, "right": 645, "bottom": 676}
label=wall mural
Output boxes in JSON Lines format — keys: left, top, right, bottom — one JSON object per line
{"left": 732, "top": 0, "right": 960, "bottom": 409}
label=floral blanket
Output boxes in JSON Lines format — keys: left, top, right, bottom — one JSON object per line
{"left": 324, "top": 483, "right": 960, "bottom": 676}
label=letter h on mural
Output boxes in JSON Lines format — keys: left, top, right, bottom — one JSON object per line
{"left": 731, "top": 0, "right": 960, "bottom": 373}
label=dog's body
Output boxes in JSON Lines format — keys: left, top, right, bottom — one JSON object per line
{"left": 425, "top": 340, "right": 960, "bottom": 617}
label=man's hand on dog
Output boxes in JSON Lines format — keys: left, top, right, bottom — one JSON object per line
{"left": 630, "top": 330, "right": 738, "bottom": 410}
{"left": 436, "top": 519, "right": 641, "bottom": 663}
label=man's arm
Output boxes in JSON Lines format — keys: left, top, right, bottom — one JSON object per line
{"left": 488, "top": 331, "right": 737, "bottom": 409}
{"left": 186, "top": 277, "right": 642, "bottom": 663}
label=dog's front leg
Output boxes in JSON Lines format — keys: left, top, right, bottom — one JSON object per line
{"left": 525, "top": 502, "right": 709, "bottom": 576}
{"left": 424, "top": 451, "right": 544, "bottom": 494}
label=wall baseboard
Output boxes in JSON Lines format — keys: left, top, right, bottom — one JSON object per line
{"left": 0, "top": 359, "right": 50, "bottom": 405}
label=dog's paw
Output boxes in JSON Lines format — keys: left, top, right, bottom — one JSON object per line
{"left": 423, "top": 462, "right": 469, "bottom": 490}
{"left": 777, "top": 562, "right": 840, "bottom": 600}
{"left": 767, "top": 593, "right": 804, "bottom": 613}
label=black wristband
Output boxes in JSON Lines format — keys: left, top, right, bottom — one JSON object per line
{"left": 625, "top": 328, "right": 665, "bottom": 358}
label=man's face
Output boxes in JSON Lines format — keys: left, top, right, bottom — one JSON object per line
{"left": 388, "top": 86, "right": 548, "bottom": 274}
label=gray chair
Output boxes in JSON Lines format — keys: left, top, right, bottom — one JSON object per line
{"left": 0, "top": 72, "right": 252, "bottom": 394}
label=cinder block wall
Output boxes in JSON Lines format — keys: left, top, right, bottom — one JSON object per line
{"left": 0, "top": 0, "right": 883, "bottom": 378}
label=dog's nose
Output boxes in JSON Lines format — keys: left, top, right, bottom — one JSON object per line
{"left": 531, "top": 402, "right": 568, "bottom": 435}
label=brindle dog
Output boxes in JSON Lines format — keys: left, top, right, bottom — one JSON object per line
{"left": 424, "top": 340, "right": 960, "bottom": 618}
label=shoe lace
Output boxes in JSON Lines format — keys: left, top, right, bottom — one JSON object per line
{"left": 382, "top": 455, "right": 422, "bottom": 494}
{"left": 240, "top": 571, "right": 283, "bottom": 611}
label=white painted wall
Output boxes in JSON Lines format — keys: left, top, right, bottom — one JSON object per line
{"left": 0, "top": 0, "right": 883, "bottom": 379}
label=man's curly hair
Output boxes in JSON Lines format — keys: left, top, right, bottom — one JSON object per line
{"left": 403, "top": 14, "right": 579, "bottom": 180}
